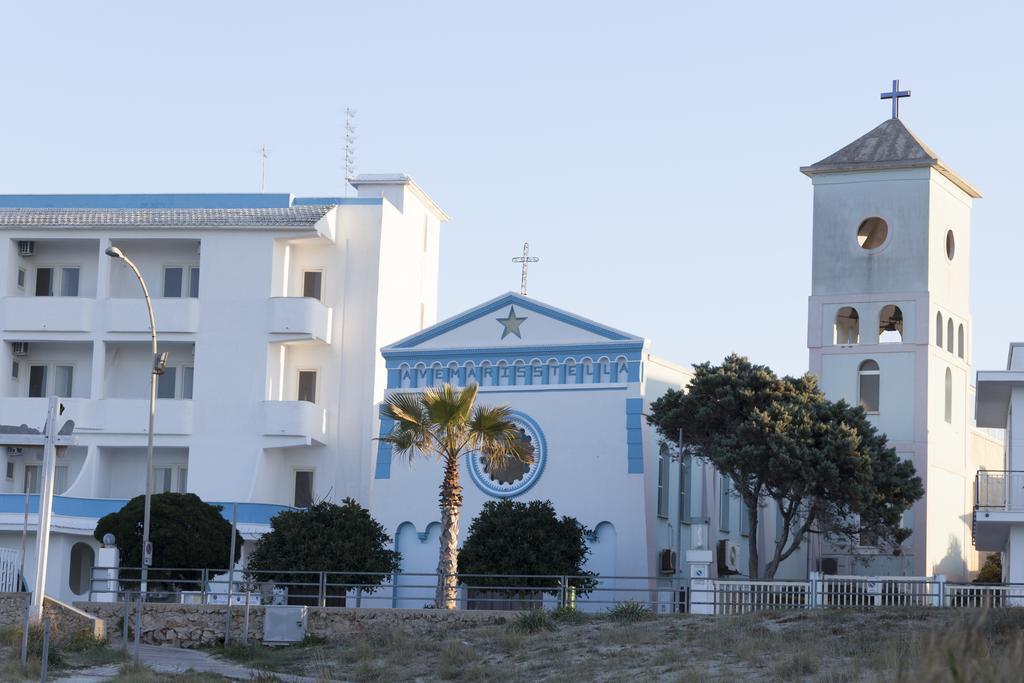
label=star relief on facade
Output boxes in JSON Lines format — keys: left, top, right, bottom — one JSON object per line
{"left": 496, "top": 306, "right": 527, "bottom": 339}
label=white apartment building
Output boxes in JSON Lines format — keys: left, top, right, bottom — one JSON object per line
{"left": 0, "top": 175, "right": 448, "bottom": 602}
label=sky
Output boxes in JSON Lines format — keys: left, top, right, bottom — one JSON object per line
{"left": 1, "top": 1, "right": 1022, "bottom": 378}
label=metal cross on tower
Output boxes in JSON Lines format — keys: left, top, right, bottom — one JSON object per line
{"left": 512, "top": 242, "right": 539, "bottom": 296}
{"left": 880, "top": 79, "right": 911, "bottom": 119}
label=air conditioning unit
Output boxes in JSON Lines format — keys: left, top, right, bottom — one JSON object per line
{"left": 17, "top": 241, "right": 34, "bottom": 257}
{"left": 11, "top": 342, "right": 29, "bottom": 356}
{"left": 6, "top": 447, "right": 23, "bottom": 457}
{"left": 717, "top": 539, "right": 740, "bottom": 574}
{"left": 659, "top": 548, "right": 677, "bottom": 574}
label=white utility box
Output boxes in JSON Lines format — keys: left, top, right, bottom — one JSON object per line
{"left": 263, "top": 605, "right": 308, "bottom": 644}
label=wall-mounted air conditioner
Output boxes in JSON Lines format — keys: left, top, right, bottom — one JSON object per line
{"left": 659, "top": 548, "right": 677, "bottom": 574}
{"left": 11, "top": 342, "right": 29, "bottom": 356}
{"left": 6, "top": 447, "right": 23, "bottom": 457}
{"left": 17, "top": 241, "right": 34, "bottom": 257}
{"left": 717, "top": 539, "right": 740, "bottom": 574}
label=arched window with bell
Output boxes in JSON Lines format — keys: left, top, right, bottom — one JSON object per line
{"left": 878, "top": 305, "right": 904, "bottom": 343}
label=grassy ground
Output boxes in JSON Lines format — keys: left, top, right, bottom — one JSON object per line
{"left": 0, "top": 624, "right": 128, "bottom": 681}
{"left": 5, "top": 607, "right": 1024, "bottom": 681}
{"left": 208, "top": 606, "right": 1024, "bottom": 682}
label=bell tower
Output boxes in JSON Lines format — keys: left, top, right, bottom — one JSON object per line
{"left": 802, "top": 112, "right": 981, "bottom": 579}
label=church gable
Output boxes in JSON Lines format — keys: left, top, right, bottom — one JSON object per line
{"left": 386, "top": 293, "right": 641, "bottom": 351}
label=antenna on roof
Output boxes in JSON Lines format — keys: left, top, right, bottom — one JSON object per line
{"left": 258, "top": 145, "right": 270, "bottom": 193}
{"left": 344, "top": 108, "right": 356, "bottom": 197}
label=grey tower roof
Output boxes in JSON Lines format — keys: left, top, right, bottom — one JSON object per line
{"left": 801, "top": 119, "right": 981, "bottom": 198}
{"left": 0, "top": 205, "right": 334, "bottom": 229}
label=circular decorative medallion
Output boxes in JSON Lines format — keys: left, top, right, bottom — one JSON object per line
{"left": 466, "top": 411, "right": 546, "bottom": 498}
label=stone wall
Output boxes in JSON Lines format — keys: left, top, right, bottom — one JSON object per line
{"left": 76, "top": 601, "right": 511, "bottom": 648}
{"left": 0, "top": 593, "right": 106, "bottom": 645}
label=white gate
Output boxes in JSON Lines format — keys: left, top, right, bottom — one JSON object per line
{"left": 0, "top": 547, "right": 20, "bottom": 592}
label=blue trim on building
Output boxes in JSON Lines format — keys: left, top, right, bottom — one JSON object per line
{"left": 625, "top": 398, "right": 645, "bottom": 474}
{"left": 0, "top": 494, "right": 291, "bottom": 525}
{"left": 0, "top": 194, "right": 382, "bottom": 209}
{"left": 375, "top": 416, "right": 396, "bottom": 479}
{"left": 384, "top": 292, "right": 643, "bottom": 350}
{"left": 293, "top": 197, "right": 383, "bottom": 206}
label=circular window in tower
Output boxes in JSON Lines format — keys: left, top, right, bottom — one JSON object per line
{"left": 945, "top": 230, "right": 955, "bottom": 260}
{"left": 467, "top": 411, "right": 546, "bottom": 498}
{"left": 857, "top": 217, "right": 889, "bottom": 250}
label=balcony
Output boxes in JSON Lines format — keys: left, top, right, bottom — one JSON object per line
{"left": 106, "top": 298, "right": 200, "bottom": 334}
{"left": 973, "top": 471, "right": 1024, "bottom": 551}
{"left": 267, "top": 297, "right": 332, "bottom": 343}
{"left": 0, "top": 397, "right": 193, "bottom": 438}
{"left": 0, "top": 297, "right": 95, "bottom": 332}
{"left": 261, "top": 400, "right": 327, "bottom": 446}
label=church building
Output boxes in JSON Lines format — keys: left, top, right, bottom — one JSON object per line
{"left": 801, "top": 112, "right": 1001, "bottom": 580}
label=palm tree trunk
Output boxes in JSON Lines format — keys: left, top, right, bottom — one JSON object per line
{"left": 435, "top": 452, "right": 463, "bottom": 609}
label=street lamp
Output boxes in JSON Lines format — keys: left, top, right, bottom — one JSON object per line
{"left": 105, "top": 245, "right": 166, "bottom": 598}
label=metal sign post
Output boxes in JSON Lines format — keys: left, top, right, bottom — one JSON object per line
{"left": 0, "top": 397, "right": 76, "bottom": 624}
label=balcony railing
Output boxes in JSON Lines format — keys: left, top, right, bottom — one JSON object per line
{"left": 261, "top": 400, "right": 328, "bottom": 446}
{"left": 267, "top": 297, "right": 332, "bottom": 343}
{"left": 106, "top": 298, "right": 200, "bottom": 334}
{"left": 975, "top": 470, "right": 1024, "bottom": 512}
{"left": 0, "top": 397, "right": 193, "bottom": 437}
{"left": 0, "top": 296, "right": 95, "bottom": 332}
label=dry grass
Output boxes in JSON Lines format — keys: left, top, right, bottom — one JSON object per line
{"left": 203, "top": 607, "right": 1024, "bottom": 682}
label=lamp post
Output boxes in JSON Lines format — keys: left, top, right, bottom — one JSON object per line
{"left": 105, "top": 246, "right": 164, "bottom": 598}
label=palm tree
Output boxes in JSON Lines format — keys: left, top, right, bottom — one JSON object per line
{"left": 379, "top": 383, "right": 532, "bottom": 609}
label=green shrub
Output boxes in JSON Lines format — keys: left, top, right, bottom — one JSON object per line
{"left": 507, "top": 609, "right": 556, "bottom": 634}
{"left": 607, "top": 601, "right": 651, "bottom": 624}
{"left": 550, "top": 606, "right": 585, "bottom": 625}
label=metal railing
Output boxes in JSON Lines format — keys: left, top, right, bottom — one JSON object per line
{"left": 87, "top": 566, "right": 1024, "bottom": 616}
{"left": 975, "top": 470, "right": 1024, "bottom": 511}
{"left": 88, "top": 566, "right": 688, "bottom": 613}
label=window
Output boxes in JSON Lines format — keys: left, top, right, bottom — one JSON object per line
{"left": 944, "top": 368, "right": 952, "bottom": 424}
{"left": 35, "top": 267, "right": 53, "bottom": 296}
{"left": 935, "top": 312, "right": 943, "bottom": 348}
{"left": 28, "top": 365, "right": 47, "bottom": 398}
{"left": 878, "top": 305, "right": 903, "bottom": 343}
{"left": 34, "top": 267, "right": 79, "bottom": 297}
{"left": 957, "top": 325, "right": 965, "bottom": 360}
{"left": 157, "top": 365, "right": 194, "bottom": 399}
{"left": 423, "top": 216, "right": 429, "bottom": 252}
{"left": 297, "top": 371, "right": 318, "bottom": 403}
{"left": 294, "top": 470, "right": 314, "bottom": 508}
{"left": 60, "top": 267, "right": 80, "bottom": 296}
{"left": 657, "top": 444, "right": 669, "bottom": 519}
{"left": 857, "top": 217, "right": 888, "bottom": 250}
{"left": 157, "top": 367, "right": 177, "bottom": 399}
{"left": 740, "top": 500, "right": 750, "bottom": 536}
{"left": 834, "top": 307, "right": 859, "bottom": 344}
{"left": 188, "top": 267, "right": 200, "bottom": 298}
{"left": 10, "top": 361, "right": 18, "bottom": 380}
{"left": 858, "top": 360, "right": 880, "bottom": 413}
{"left": 6, "top": 461, "right": 14, "bottom": 481}
{"left": 945, "top": 230, "right": 955, "bottom": 260}
{"left": 946, "top": 319, "right": 954, "bottom": 353}
{"left": 163, "top": 267, "right": 184, "bottom": 297}
{"left": 16, "top": 268, "right": 24, "bottom": 289}
{"left": 719, "top": 476, "right": 731, "bottom": 532}
{"left": 54, "top": 465, "right": 68, "bottom": 495}
{"left": 54, "top": 365, "right": 73, "bottom": 398}
{"left": 24, "top": 465, "right": 40, "bottom": 494}
{"left": 153, "top": 466, "right": 188, "bottom": 493}
{"left": 302, "top": 270, "right": 323, "bottom": 300}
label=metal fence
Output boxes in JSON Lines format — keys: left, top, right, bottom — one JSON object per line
{"left": 87, "top": 566, "right": 1024, "bottom": 615}
{"left": 975, "top": 470, "right": 1024, "bottom": 511}
{"left": 0, "top": 547, "right": 18, "bottom": 592}
{"left": 88, "top": 566, "right": 688, "bottom": 613}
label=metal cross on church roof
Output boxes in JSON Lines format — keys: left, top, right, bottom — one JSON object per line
{"left": 512, "top": 242, "right": 539, "bottom": 296}
{"left": 880, "top": 79, "right": 911, "bottom": 119}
